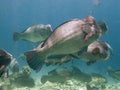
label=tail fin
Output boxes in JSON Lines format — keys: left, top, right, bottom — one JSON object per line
{"left": 13, "top": 32, "right": 21, "bottom": 41}
{"left": 24, "top": 50, "right": 44, "bottom": 72}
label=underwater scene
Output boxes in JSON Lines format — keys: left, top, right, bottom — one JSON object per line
{"left": 0, "top": 0, "right": 120, "bottom": 90}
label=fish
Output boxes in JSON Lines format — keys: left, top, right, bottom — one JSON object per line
{"left": 13, "top": 24, "right": 52, "bottom": 42}
{"left": 73, "top": 41, "right": 112, "bottom": 65}
{"left": 9, "top": 58, "right": 19, "bottom": 73}
{"left": 24, "top": 16, "right": 102, "bottom": 71}
{"left": 41, "top": 66, "right": 91, "bottom": 83}
{"left": 41, "top": 67, "right": 73, "bottom": 83}
{"left": 33, "top": 20, "right": 108, "bottom": 66}
{"left": 107, "top": 69, "right": 120, "bottom": 81}
{"left": 0, "top": 49, "right": 12, "bottom": 77}
{"left": 92, "top": 0, "right": 101, "bottom": 6}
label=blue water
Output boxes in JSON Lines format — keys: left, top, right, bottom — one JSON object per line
{"left": 0, "top": 0, "right": 120, "bottom": 86}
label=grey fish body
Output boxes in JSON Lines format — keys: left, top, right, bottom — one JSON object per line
{"left": 24, "top": 16, "right": 102, "bottom": 71}
{"left": 13, "top": 24, "right": 52, "bottom": 42}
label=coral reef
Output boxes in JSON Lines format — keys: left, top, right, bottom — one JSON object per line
{"left": 0, "top": 75, "right": 120, "bottom": 90}
{"left": 0, "top": 66, "right": 120, "bottom": 90}
{"left": 0, "top": 66, "right": 35, "bottom": 90}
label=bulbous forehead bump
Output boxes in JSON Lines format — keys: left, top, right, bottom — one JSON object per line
{"left": 83, "top": 16, "right": 95, "bottom": 24}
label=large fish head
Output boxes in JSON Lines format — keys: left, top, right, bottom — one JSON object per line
{"left": 82, "top": 16, "right": 102, "bottom": 40}
{"left": 87, "top": 41, "right": 111, "bottom": 61}
{"left": 83, "top": 16, "right": 94, "bottom": 23}
{"left": 0, "top": 49, "right": 12, "bottom": 66}
{"left": 0, "top": 49, "right": 12, "bottom": 59}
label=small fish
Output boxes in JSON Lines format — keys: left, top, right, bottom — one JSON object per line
{"left": 0, "top": 49, "right": 12, "bottom": 77}
{"left": 41, "top": 66, "right": 91, "bottom": 83}
{"left": 10, "top": 58, "right": 19, "bottom": 73}
{"left": 13, "top": 24, "right": 52, "bottom": 42}
{"left": 24, "top": 16, "right": 102, "bottom": 71}
{"left": 73, "top": 41, "right": 112, "bottom": 65}
{"left": 92, "top": 0, "right": 101, "bottom": 6}
{"left": 107, "top": 69, "right": 120, "bottom": 81}
{"left": 41, "top": 67, "right": 71, "bottom": 83}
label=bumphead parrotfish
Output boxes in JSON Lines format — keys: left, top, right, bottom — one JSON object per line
{"left": 41, "top": 66, "right": 92, "bottom": 84}
{"left": 44, "top": 20, "right": 108, "bottom": 66}
{"left": 10, "top": 58, "right": 19, "bottom": 74}
{"left": 13, "top": 24, "right": 52, "bottom": 42}
{"left": 33, "top": 20, "right": 108, "bottom": 66}
{"left": 74, "top": 41, "right": 112, "bottom": 65}
{"left": 24, "top": 16, "right": 103, "bottom": 71}
{"left": 0, "top": 49, "right": 12, "bottom": 77}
